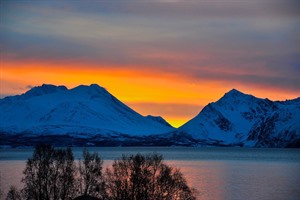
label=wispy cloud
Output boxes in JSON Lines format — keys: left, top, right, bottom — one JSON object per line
{"left": 1, "top": 0, "right": 299, "bottom": 126}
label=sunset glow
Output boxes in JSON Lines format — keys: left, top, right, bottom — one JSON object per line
{"left": 1, "top": 0, "right": 299, "bottom": 127}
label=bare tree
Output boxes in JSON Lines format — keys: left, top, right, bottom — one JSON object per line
{"left": 22, "top": 144, "right": 76, "bottom": 200}
{"left": 51, "top": 148, "right": 76, "bottom": 199}
{"left": 77, "top": 148, "right": 107, "bottom": 199}
{"left": 105, "top": 153, "right": 197, "bottom": 200}
{"left": 5, "top": 186, "right": 22, "bottom": 200}
{"left": 20, "top": 147, "right": 197, "bottom": 200}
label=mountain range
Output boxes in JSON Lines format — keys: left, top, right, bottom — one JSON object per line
{"left": 1, "top": 84, "right": 299, "bottom": 148}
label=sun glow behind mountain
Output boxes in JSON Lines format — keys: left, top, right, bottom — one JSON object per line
{"left": 1, "top": 0, "right": 299, "bottom": 127}
{"left": 2, "top": 61, "right": 298, "bottom": 127}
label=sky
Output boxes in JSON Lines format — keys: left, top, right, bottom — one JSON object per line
{"left": 0, "top": 0, "right": 299, "bottom": 127}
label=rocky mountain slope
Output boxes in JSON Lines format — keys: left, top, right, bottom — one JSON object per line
{"left": 176, "top": 89, "right": 300, "bottom": 147}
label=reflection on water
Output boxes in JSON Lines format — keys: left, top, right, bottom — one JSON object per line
{"left": 1, "top": 147, "right": 300, "bottom": 200}
{"left": 168, "top": 160, "right": 300, "bottom": 200}
{"left": 0, "top": 160, "right": 25, "bottom": 198}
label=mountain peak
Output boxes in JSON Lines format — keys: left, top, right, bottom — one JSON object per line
{"left": 73, "top": 84, "right": 108, "bottom": 96}
{"left": 75, "top": 84, "right": 105, "bottom": 89}
{"left": 24, "top": 84, "right": 67, "bottom": 98}
{"left": 0, "top": 83, "right": 174, "bottom": 138}
{"left": 221, "top": 89, "right": 247, "bottom": 100}
{"left": 214, "top": 88, "right": 255, "bottom": 106}
{"left": 227, "top": 88, "right": 244, "bottom": 95}
{"left": 90, "top": 83, "right": 107, "bottom": 92}
{"left": 89, "top": 83, "right": 101, "bottom": 88}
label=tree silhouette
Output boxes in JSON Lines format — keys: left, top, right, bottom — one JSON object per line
{"left": 22, "top": 145, "right": 76, "bottom": 200}
{"left": 6, "top": 186, "right": 21, "bottom": 200}
{"left": 105, "top": 153, "right": 197, "bottom": 200}
{"left": 77, "top": 148, "right": 107, "bottom": 199}
{"left": 19, "top": 146, "right": 197, "bottom": 200}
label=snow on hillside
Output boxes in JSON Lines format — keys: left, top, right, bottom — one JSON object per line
{"left": 1, "top": 86, "right": 299, "bottom": 147}
{"left": 0, "top": 84, "right": 174, "bottom": 137}
{"left": 178, "top": 89, "right": 300, "bottom": 147}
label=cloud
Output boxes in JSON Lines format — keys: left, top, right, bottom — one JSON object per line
{"left": 25, "top": 0, "right": 298, "bottom": 19}
{"left": 1, "top": 0, "right": 299, "bottom": 96}
{"left": 0, "top": 79, "right": 29, "bottom": 97}
{"left": 127, "top": 102, "right": 203, "bottom": 118}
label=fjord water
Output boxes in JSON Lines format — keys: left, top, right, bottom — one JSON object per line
{"left": 1, "top": 147, "right": 299, "bottom": 200}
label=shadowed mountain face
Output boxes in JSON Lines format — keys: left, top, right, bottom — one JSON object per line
{"left": 0, "top": 85, "right": 299, "bottom": 148}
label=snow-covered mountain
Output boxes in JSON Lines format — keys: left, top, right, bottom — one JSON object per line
{"left": 1, "top": 85, "right": 299, "bottom": 147}
{"left": 0, "top": 84, "right": 174, "bottom": 138}
{"left": 177, "top": 89, "right": 300, "bottom": 147}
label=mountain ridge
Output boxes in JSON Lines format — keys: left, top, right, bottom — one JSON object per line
{"left": 177, "top": 88, "right": 300, "bottom": 147}
{"left": 1, "top": 84, "right": 299, "bottom": 148}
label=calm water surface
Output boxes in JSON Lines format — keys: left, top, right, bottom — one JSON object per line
{"left": 0, "top": 147, "right": 300, "bottom": 200}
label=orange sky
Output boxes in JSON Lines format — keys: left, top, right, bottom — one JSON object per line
{"left": 1, "top": 60, "right": 299, "bottom": 127}
{"left": 1, "top": 1, "right": 299, "bottom": 127}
